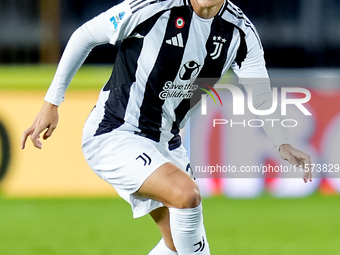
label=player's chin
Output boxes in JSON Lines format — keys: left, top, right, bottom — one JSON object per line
{"left": 194, "top": 0, "right": 223, "bottom": 8}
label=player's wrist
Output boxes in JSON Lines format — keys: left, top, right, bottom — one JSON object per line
{"left": 279, "top": 143, "right": 291, "bottom": 152}
{"left": 44, "top": 100, "right": 59, "bottom": 108}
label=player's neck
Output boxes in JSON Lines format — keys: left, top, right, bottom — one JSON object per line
{"left": 190, "top": 0, "right": 225, "bottom": 19}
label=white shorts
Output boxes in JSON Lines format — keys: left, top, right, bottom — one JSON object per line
{"left": 82, "top": 130, "right": 192, "bottom": 218}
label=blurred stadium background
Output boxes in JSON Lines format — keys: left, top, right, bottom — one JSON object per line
{"left": 0, "top": 0, "right": 339, "bottom": 254}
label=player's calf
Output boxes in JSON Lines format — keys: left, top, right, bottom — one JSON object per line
{"left": 170, "top": 203, "right": 210, "bottom": 254}
{"left": 139, "top": 163, "right": 211, "bottom": 254}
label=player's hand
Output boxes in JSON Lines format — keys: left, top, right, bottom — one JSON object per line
{"left": 21, "top": 101, "right": 59, "bottom": 150}
{"left": 279, "top": 144, "right": 312, "bottom": 183}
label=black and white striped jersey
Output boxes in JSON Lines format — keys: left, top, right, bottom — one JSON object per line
{"left": 45, "top": 0, "right": 270, "bottom": 150}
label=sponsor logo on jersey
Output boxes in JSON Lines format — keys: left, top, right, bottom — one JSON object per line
{"left": 166, "top": 33, "right": 184, "bottom": 47}
{"left": 110, "top": 11, "right": 126, "bottom": 30}
{"left": 175, "top": 17, "right": 185, "bottom": 29}
{"left": 159, "top": 81, "right": 197, "bottom": 100}
{"left": 179, "top": 61, "right": 200, "bottom": 80}
{"left": 158, "top": 61, "right": 202, "bottom": 100}
{"left": 210, "top": 35, "right": 227, "bottom": 60}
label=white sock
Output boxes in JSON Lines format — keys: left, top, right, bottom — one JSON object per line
{"left": 148, "top": 238, "right": 178, "bottom": 255}
{"left": 169, "top": 203, "right": 210, "bottom": 254}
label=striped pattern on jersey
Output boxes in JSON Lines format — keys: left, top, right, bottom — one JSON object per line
{"left": 130, "top": 0, "right": 168, "bottom": 13}
{"left": 94, "top": 0, "right": 255, "bottom": 150}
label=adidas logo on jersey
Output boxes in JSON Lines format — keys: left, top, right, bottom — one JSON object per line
{"left": 166, "top": 33, "right": 184, "bottom": 48}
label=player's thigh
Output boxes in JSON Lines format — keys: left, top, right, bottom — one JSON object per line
{"left": 166, "top": 144, "right": 196, "bottom": 180}
{"left": 83, "top": 130, "right": 170, "bottom": 195}
{"left": 137, "top": 162, "right": 201, "bottom": 208}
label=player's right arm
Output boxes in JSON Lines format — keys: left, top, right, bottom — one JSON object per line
{"left": 21, "top": 18, "right": 110, "bottom": 149}
{"left": 22, "top": 0, "right": 182, "bottom": 149}
{"left": 21, "top": 0, "right": 135, "bottom": 149}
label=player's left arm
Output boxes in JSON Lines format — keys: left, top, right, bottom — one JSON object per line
{"left": 231, "top": 22, "right": 312, "bottom": 182}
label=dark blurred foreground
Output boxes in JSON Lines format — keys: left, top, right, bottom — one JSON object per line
{"left": 0, "top": 0, "right": 339, "bottom": 67}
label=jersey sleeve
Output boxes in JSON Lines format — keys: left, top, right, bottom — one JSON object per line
{"left": 44, "top": 16, "right": 110, "bottom": 106}
{"left": 44, "top": 0, "right": 137, "bottom": 106}
{"left": 231, "top": 20, "right": 268, "bottom": 79}
{"left": 94, "top": 0, "right": 134, "bottom": 45}
{"left": 44, "top": 0, "right": 178, "bottom": 105}
{"left": 231, "top": 25, "right": 289, "bottom": 148}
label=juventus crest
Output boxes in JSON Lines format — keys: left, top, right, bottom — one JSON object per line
{"left": 210, "top": 35, "right": 227, "bottom": 60}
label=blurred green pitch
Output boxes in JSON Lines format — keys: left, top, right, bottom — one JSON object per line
{"left": 0, "top": 66, "right": 339, "bottom": 254}
{"left": 0, "top": 196, "right": 339, "bottom": 255}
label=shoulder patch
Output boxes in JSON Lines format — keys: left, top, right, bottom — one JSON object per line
{"left": 110, "top": 11, "right": 126, "bottom": 30}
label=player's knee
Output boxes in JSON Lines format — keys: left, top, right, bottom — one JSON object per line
{"left": 174, "top": 186, "right": 201, "bottom": 209}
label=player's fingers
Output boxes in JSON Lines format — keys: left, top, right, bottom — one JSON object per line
{"left": 280, "top": 146, "right": 302, "bottom": 166}
{"left": 31, "top": 134, "right": 42, "bottom": 149}
{"left": 291, "top": 150, "right": 312, "bottom": 175}
{"left": 21, "top": 127, "right": 34, "bottom": 149}
{"left": 31, "top": 125, "right": 46, "bottom": 149}
{"left": 308, "top": 170, "right": 312, "bottom": 182}
{"left": 303, "top": 167, "right": 309, "bottom": 183}
{"left": 303, "top": 169, "right": 312, "bottom": 183}
{"left": 43, "top": 125, "right": 56, "bottom": 140}
{"left": 292, "top": 149, "right": 311, "bottom": 164}
{"left": 295, "top": 152, "right": 312, "bottom": 182}
{"left": 286, "top": 155, "right": 299, "bottom": 167}
{"left": 303, "top": 155, "right": 312, "bottom": 182}
{"left": 303, "top": 172, "right": 308, "bottom": 183}
{"left": 301, "top": 160, "right": 312, "bottom": 183}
